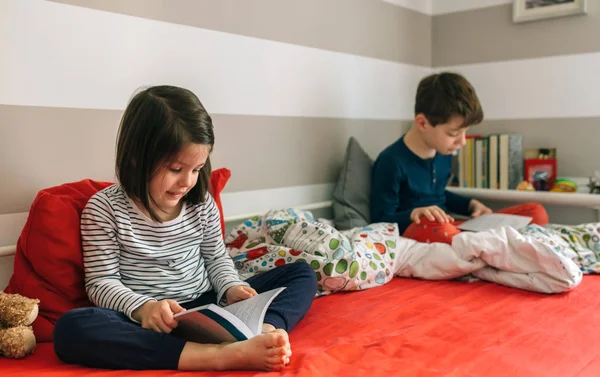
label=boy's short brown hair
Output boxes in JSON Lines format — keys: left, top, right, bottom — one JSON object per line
{"left": 414, "top": 72, "right": 483, "bottom": 128}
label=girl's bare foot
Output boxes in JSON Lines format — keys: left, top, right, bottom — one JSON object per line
{"left": 262, "top": 324, "right": 292, "bottom": 366}
{"left": 178, "top": 329, "right": 291, "bottom": 371}
{"left": 221, "top": 329, "right": 291, "bottom": 371}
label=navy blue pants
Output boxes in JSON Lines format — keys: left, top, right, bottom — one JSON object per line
{"left": 54, "top": 263, "right": 317, "bottom": 370}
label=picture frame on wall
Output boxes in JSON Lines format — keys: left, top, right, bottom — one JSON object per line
{"left": 513, "top": 0, "right": 587, "bottom": 23}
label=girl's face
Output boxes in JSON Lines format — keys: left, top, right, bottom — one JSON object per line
{"left": 148, "top": 143, "right": 211, "bottom": 221}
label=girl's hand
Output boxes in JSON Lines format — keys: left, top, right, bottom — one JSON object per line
{"left": 226, "top": 285, "right": 257, "bottom": 305}
{"left": 469, "top": 200, "right": 493, "bottom": 218}
{"left": 133, "top": 299, "right": 185, "bottom": 334}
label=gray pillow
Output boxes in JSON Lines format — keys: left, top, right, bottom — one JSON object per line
{"left": 333, "top": 137, "right": 372, "bottom": 230}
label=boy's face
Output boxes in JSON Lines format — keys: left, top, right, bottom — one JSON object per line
{"left": 419, "top": 114, "right": 468, "bottom": 155}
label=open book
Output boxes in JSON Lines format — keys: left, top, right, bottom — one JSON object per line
{"left": 173, "top": 287, "right": 285, "bottom": 344}
{"left": 457, "top": 213, "right": 532, "bottom": 232}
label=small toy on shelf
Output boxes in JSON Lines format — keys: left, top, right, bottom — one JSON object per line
{"left": 532, "top": 171, "right": 551, "bottom": 191}
{"left": 550, "top": 179, "right": 578, "bottom": 193}
{"left": 524, "top": 147, "right": 557, "bottom": 191}
{"left": 536, "top": 148, "right": 552, "bottom": 159}
{"left": 516, "top": 181, "right": 536, "bottom": 191}
{"left": 587, "top": 171, "right": 600, "bottom": 194}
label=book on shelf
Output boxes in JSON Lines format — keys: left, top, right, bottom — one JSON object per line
{"left": 499, "top": 134, "right": 524, "bottom": 190}
{"left": 456, "top": 133, "right": 524, "bottom": 190}
{"left": 173, "top": 287, "right": 286, "bottom": 344}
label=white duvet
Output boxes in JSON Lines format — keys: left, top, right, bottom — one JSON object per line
{"left": 226, "top": 209, "right": 583, "bottom": 296}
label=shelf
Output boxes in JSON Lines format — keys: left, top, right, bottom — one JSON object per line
{"left": 447, "top": 187, "right": 600, "bottom": 208}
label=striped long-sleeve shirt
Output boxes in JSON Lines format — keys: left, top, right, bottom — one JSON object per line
{"left": 80, "top": 184, "right": 247, "bottom": 320}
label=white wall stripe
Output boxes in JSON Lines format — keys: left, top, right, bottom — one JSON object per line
{"left": 382, "top": 0, "right": 433, "bottom": 15}
{"left": 433, "top": 0, "right": 511, "bottom": 15}
{"left": 0, "top": 0, "right": 429, "bottom": 120}
{"left": 436, "top": 52, "right": 600, "bottom": 120}
{"left": 383, "top": 0, "right": 511, "bottom": 16}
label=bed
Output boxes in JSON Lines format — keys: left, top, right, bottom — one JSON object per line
{"left": 1, "top": 276, "right": 599, "bottom": 376}
{"left": 1, "top": 177, "right": 599, "bottom": 376}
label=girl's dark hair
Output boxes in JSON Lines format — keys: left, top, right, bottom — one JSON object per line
{"left": 414, "top": 72, "right": 484, "bottom": 128}
{"left": 115, "top": 85, "right": 214, "bottom": 222}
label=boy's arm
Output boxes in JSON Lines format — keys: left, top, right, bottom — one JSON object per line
{"left": 370, "top": 155, "right": 413, "bottom": 232}
{"left": 445, "top": 190, "right": 472, "bottom": 216}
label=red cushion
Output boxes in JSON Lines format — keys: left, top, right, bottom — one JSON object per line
{"left": 403, "top": 219, "right": 463, "bottom": 244}
{"left": 209, "top": 168, "right": 231, "bottom": 237}
{"left": 4, "top": 179, "right": 113, "bottom": 342}
{"left": 403, "top": 203, "right": 549, "bottom": 245}
{"left": 4, "top": 169, "right": 231, "bottom": 342}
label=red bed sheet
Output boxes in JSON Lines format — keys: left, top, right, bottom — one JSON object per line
{"left": 1, "top": 276, "right": 599, "bottom": 377}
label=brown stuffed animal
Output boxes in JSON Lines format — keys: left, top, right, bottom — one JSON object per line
{"left": 0, "top": 292, "right": 40, "bottom": 359}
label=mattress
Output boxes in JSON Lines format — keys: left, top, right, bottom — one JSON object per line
{"left": 1, "top": 276, "right": 599, "bottom": 376}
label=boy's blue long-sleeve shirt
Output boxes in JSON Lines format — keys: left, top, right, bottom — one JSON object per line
{"left": 370, "top": 136, "right": 472, "bottom": 234}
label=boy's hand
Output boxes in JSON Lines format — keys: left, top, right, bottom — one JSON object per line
{"left": 226, "top": 285, "right": 257, "bottom": 305}
{"left": 410, "top": 206, "right": 454, "bottom": 224}
{"left": 469, "top": 199, "right": 492, "bottom": 218}
{"left": 133, "top": 299, "right": 184, "bottom": 334}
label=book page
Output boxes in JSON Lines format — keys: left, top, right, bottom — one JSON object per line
{"left": 223, "top": 287, "right": 286, "bottom": 336}
{"left": 173, "top": 287, "right": 286, "bottom": 342}
{"left": 174, "top": 303, "right": 211, "bottom": 318}
{"left": 457, "top": 213, "right": 532, "bottom": 232}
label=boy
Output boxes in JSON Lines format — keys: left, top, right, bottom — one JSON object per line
{"left": 370, "top": 72, "right": 548, "bottom": 244}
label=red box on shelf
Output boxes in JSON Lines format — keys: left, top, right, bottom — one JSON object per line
{"left": 525, "top": 158, "right": 557, "bottom": 191}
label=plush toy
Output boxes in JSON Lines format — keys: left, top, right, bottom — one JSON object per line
{"left": 0, "top": 292, "right": 40, "bottom": 359}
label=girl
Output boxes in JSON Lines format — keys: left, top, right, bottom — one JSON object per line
{"left": 53, "top": 86, "right": 317, "bottom": 371}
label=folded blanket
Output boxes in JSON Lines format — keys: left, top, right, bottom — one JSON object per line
{"left": 225, "top": 209, "right": 583, "bottom": 296}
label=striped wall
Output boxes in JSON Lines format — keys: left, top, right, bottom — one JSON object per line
{"left": 1, "top": 0, "right": 598, "bottom": 233}
{"left": 433, "top": 0, "right": 600, "bottom": 178}
{"left": 0, "top": 0, "right": 428, "bottom": 219}
{"left": 431, "top": 0, "right": 600, "bottom": 223}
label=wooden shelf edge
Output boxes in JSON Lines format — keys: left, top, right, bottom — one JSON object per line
{"left": 447, "top": 187, "right": 600, "bottom": 208}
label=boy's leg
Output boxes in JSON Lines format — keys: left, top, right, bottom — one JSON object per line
{"left": 53, "top": 307, "right": 186, "bottom": 370}
{"left": 245, "top": 263, "right": 317, "bottom": 331}
{"left": 402, "top": 219, "right": 463, "bottom": 245}
{"left": 496, "top": 202, "right": 549, "bottom": 225}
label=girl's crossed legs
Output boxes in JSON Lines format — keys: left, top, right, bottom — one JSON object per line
{"left": 53, "top": 263, "right": 317, "bottom": 371}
